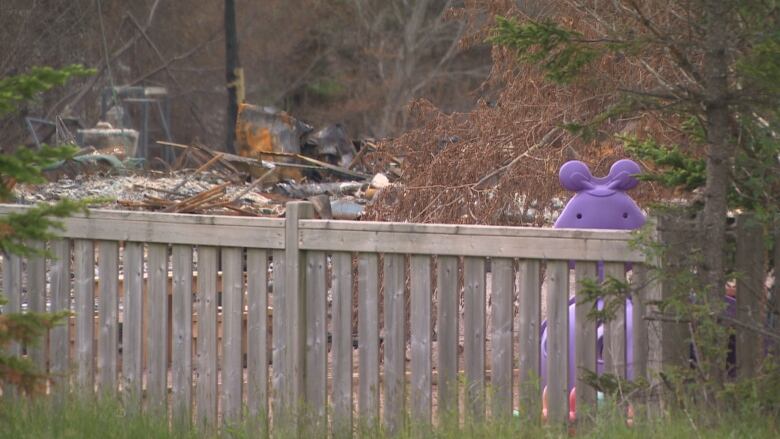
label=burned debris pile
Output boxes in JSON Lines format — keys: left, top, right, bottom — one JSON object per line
{"left": 13, "top": 105, "right": 394, "bottom": 219}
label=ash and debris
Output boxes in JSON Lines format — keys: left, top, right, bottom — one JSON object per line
{"left": 13, "top": 172, "right": 282, "bottom": 215}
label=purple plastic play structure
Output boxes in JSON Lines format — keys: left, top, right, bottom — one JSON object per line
{"left": 539, "top": 160, "right": 738, "bottom": 412}
{"left": 554, "top": 159, "right": 646, "bottom": 230}
{"left": 540, "top": 159, "right": 644, "bottom": 397}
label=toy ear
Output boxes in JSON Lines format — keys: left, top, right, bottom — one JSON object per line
{"left": 606, "top": 159, "right": 641, "bottom": 190}
{"left": 559, "top": 161, "right": 594, "bottom": 192}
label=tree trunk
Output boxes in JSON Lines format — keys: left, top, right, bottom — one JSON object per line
{"left": 700, "top": 1, "right": 732, "bottom": 297}
{"left": 224, "top": 0, "right": 239, "bottom": 154}
{"left": 699, "top": 0, "right": 733, "bottom": 384}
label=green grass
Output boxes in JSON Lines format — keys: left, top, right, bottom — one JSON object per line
{"left": 0, "top": 396, "right": 777, "bottom": 439}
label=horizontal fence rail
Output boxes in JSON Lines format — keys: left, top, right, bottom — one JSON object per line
{"left": 0, "top": 203, "right": 661, "bottom": 435}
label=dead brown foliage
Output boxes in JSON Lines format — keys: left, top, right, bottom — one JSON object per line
{"left": 365, "top": 2, "right": 685, "bottom": 225}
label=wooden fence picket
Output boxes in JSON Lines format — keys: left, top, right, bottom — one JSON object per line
{"left": 171, "top": 244, "right": 193, "bottom": 427}
{"left": 74, "top": 239, "right": 95, "bottom": 394}
{"left": 464, "top": 257, "right": 486, "bottom": 420}
{"left": 97, "top": 240, "right": 119, "bottom": 395}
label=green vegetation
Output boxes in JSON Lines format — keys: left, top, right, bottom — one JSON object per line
{"left": 489, "top": 0, "right": 779, "bottom": 407}
{"left": 0, "top": 395, "right": 777, "bottom": 439}
{"left": 0, "top": 65, "right": 93, "bottom": 395}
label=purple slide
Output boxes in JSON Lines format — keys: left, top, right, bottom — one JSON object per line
{"left": 539, "top": 159, "right": 738, "bottom": 404}
{"left": 540, "top": 160, "right": 645, "bottom": 394}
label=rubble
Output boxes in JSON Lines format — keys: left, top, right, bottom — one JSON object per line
{"left": 14, "top": 105, "right": 394, "bottom": 220}
{"left": 13, "top": 173, "right": 282, "bottom": 217}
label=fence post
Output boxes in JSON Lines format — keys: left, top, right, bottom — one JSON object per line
{"left": 646, "top": 214, "right": 691, "bottom": 376}
{"left": 283, "top": 201, "right": 314, "bottom": 423}
{"left": 735, "top": 213, "right": 765, "bottom": 379}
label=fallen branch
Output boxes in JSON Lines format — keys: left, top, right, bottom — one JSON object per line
{"left": 473, "top": 128, "right": 560, "bottom": 190}
{"left": 164, "top": 182, "right": 229, "bottom": 213}
{"left": 646, "top": 311, "right": 780, "bottom": 342}
{"left": 169, "top": 152, "right": 224, "bottom": 196}
{"left": 227, "top": 167, "right": 277, "bottom": 204}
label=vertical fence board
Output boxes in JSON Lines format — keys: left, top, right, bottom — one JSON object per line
{"left": 410, "top": 255, "right": 432, "bottom": 426}
{"left": 172, "top": 245, "right": 193, "bottom": 427}
{"left": 436, "top": 256, "right": 458, "bottom": 418}
{"left": 491, "top": 258, "right": 514, "bottom": 419}
{"left": 333, "top": 252, "right": 354, "bottom": 434}
{"left": 602, "top": 262, "right": 627, "bottom": 381}
{"left": 652, "top": 215, "right": 693, "bottom": 373}
{"left": 147, "top": 243, "right": 168, "bottom": 412}
{"left": 74, "top": 239, "right": 95, "bottom": 394}
{"left": 283, "top": 202, "right": 313, "bottom": 416}
{"left": 304, "top": 251, "right": 327, "bottom": 419}
{"left": 464, "top": 257, "right": 486, "bottom": 420}
{"left": 3, "top": 252, "right": 22, "bottom": 397}
{"left": 221, "top": 247, "right": 244, "bottom": 424}
{"left": 97, "top": 241, "right": 119, "bottom": 394}
{"left": 518, "top": 260, "right": 540, "bottom": 417}
{"left": 197, "top": 246, "right": 218, "bottom": 427}
{"left": 247, "top": 249, "right": 269, "bottom": 422}
{"left": 271, "top": 249, "right": 286, "bottom": 422}
{"left": 358, "top": 253, "right": 379, "bottom": 423}
{"left": 383, "top": 253, "right": 405, "bottom": 434}
{"left": 735, "top": 215, "right": 765, "bottom": 378}
{"left": 123, "top": 242, "right": 144, "bottom": 408}
{"left": 631, "top": 264, "right": 650, "bottom": 383}
{"left": 27, "top": 241, "right": 46, "bottom": 370}
{"left": 575, "top": 261, "right": 598, "bottom": 417}
{"left": 49, "top": 240, "right": 71, "bottom": 396}
{"left": 546, "top": 261, "right": 569, "bottom": 424}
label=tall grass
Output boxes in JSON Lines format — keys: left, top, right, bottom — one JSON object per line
{"left": 0, "top": 396, "right": 777, "bottom": 439}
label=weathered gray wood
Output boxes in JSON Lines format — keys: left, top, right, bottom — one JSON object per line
{"left": 464, "top": 257, "right": 486, "bottom": 420}
{"left": 299, "top": 221, "right": 643, "bottom": 262}
{"left": 27, "top": 241, "right": 46, "bottom": 370}
{"left": 74, "top": 239, "right": 95, "bottom": 394}
{"left": 546, "top": 261, "right": 570, "bottom": 424}
{"left": 283, "top": 202, "right": 314, "bottom": 417}
{"left": 358, "top": 253, "right": 379, "bottom": 423}
{"left": 735, "top": 215, "right": 765, "bottom": 379}
{"left": 221, "top": 247, "right": 244, "bottom": 424}
{"left": 630, "top": 264, "right": 650, "bottom": 383}
{"left": 332, "top": 252, "right": 354, "bottom": 434}
{"left": 650, "top": 215, "right": 693, "bottom": 373}
{"left": 602, "top": 262, "right": 627, "bottom": 381}
{"left": 299, "top": 218, "right": 641, "bottom": 242}
{"left": 0, "top": 205, "right": 285, "bottom": 227}
{"left": 490, "top": 258, "right": 514, "bottom": 419}
{"left": 575, "top": 261, "right": 598, "bottom": 417}
{"left": 147, "top": 243, "right": 168, "bottom": 412}
{"left": 383, "top": 253, "right": 405, "bottom": 434}
{"left": 247, "top": 249, "right": 269, "bottom": 421}
{"left": 3, "top": 252, "right": 22, "bottom": 398}
{"left": 410, "top": 255, "right": 432, "bottom": 425}
{"left": 0, "top": 206, "right": 285, "bottom": 249}
{"left": 517, "top": 260, "right": 540, "bottom": 417}
{"left": 171, "top": 244, "right": 193, "bottom": 428}
{"left": 436, "top": 256, "right": 458, "bottom": 418}
{"left": 97, "top": 241, "right": 119, "bottom": 394}
{"left": 196, "top": 246, "right": 218, "bottom": 427}
{"left": 304, "top": 251, "right": 327, "bottom": 419}
{"left": 49, "top": 240, "right": 71, "bottom": 396}
{"left": 122, "top": 242, "right": 144, "bottom": 408}
{"left": 271, "top": 249, "right": 286, "bottom": 422}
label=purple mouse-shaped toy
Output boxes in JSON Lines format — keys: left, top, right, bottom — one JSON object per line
{"left": 553, "top": 159, "right": 645, "bottom": 230}
{"left": 541, "top": 159, "right": 645, "bottom": 417}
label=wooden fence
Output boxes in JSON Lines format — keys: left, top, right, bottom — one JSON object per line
{"left": 0, "top": 202, "right": 702, "bottom": 434}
